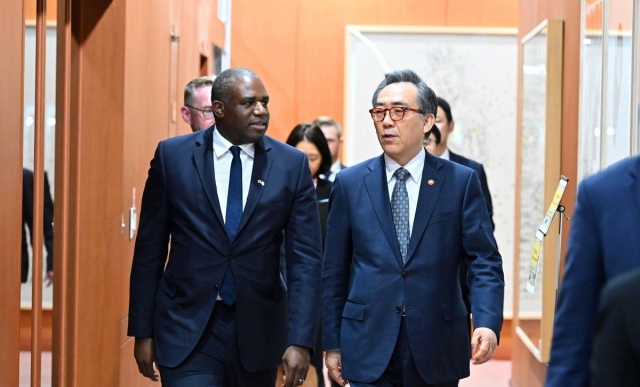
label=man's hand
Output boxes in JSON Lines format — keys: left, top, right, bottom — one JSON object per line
{"left": 471, "top": 327, "right": 497, "bottom": 365}
{"left": 134, "top": 337, "right": 158, "bottom": 381}
{"left": 281, "top": 345, "right": 310, "bottom": 387}
{"left": 325, "top": 350, "right": 347, "bottom": 386}
{"left": 45, "top": 271, "right": 53, "bottom": 287}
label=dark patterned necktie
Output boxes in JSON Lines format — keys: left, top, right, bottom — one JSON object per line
{"left": 220, "top": 146, "right": 242, "bottom": 305}
{"left": 391, "top": 167, "right": 410, "bottom": 264}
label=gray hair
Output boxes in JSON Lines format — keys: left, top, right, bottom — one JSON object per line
{"left": 184, "top": 75, "right": 215, "bottom": 106}
{"left": 371, "top": 69, "right": 437, "bottom": 116}
{"left": 211, "top": 68, "right": 259, "bottom": 104}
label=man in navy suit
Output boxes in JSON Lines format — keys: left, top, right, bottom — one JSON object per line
{"left": 322, "top": 70, "right": 504, "bottom": 387}
{"left": 128, "top": 68, "right": 323, "bottom": 387}
{"left": 546, "top": 155, "right": 640, "bottom": 387}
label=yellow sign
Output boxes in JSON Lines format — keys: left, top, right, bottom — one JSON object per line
{"left": 526, "top": 232, "right": 544, "bottom": 294}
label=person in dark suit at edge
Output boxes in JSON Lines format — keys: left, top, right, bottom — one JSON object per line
{"left": 128, "top": 68, "right": 323, "bottom": 387}
{"left": 590, "top": 267, "right": 640, "bottom": 387}
{"left": 322, "top": 69, "right": 504, "bottom": 387}
{"left": 429, "top": 97, "right": 495, "bottom": 333}
{"left": 22, "top": 168, "right": 54, "bottom": 286}
{"left": 545, "top": 155, "right": 640, "bottom": 387}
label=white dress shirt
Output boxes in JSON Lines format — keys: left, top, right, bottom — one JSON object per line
{"left": 384, "top": 149, "right": 425, "bottom": 237}
{"left": 439, "top": 148, "right": 450, "bottom": 160}
{"left": 326, "top": 159, "right": 344, "bottom": 182}
{"left": 212, "top": 129, "right": 255, "bottom": 222}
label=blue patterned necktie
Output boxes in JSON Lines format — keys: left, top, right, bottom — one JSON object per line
{"left": 220, "top": 146, "right": 242, "bottom": 305}
{"left": 391, "top": 167, "right": 410, "bottom": 264}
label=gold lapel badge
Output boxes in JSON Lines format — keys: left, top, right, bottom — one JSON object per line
{"left": 428, "top": 179, "right": 435, "bottom": 186}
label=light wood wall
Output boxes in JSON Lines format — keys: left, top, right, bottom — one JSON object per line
{"left": 0, "top": 0, "right": 25, "bottom": 385}
{"left": 511, "top": 0, "right": 582, "bottom": 386}
{"left": 231, "top": 0, "right": 518, "bottom": 141}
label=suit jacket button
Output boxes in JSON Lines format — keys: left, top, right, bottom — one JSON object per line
{"left": 228, "top": 256, "right": 233, "bottom": 262}
{"left": 213, "top": 284, "right": 218, "bottom": 291}
{"left": 402, "top": 271, "right": 409, "bottom": 279}
{"left": 396, "top": 306, "right": 402, "bottom": 314}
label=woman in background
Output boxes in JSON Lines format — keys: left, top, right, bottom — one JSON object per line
{"left": 286, "top": 123, "right": 333, "bottom": 201}
{"left": 285, "top": 123, "right": 333, "bottom": 387}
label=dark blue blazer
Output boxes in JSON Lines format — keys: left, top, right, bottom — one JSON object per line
{"left": 448, "top": 151, "right": 494, "bottom": 314}
{"left": 128, "top": 126, "right": 323, "bottom": 372}
{"left": 322, "top": 150, "right": 504, "bottom": 384}
{"left": 448, "top": 151, "right": 493, "bottom": 229}
{"left": 546, "top": 155, "right": 640, "bottom": 387}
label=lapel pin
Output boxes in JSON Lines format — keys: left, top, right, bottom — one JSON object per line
{"left": 428, "top": 179, "right": 435, "bottom": 186}
{"left": 257, "top": 180, "right": 265, "bottom": 186}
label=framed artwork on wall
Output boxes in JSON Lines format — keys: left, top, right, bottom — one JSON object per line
{"left": 514, "top": 19, "right": 564, "bottom": 364}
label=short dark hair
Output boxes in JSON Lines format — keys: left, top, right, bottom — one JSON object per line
{"left": 184, "top": 76, "right": 215, "bottom": 106}
{"left": 371, "top": 69, "right": 437, "bottom": 116}
{"left": 211, "top": 68, "right": 258, "bottom": 104}
{"left": 286, "top": 123, "right": 332, "bottom": 176}
{"left": 425, "top": 124, "right": 441, "bottom": 145}
{"left": 437, "top": 97, "right": 453, "bottom": 123}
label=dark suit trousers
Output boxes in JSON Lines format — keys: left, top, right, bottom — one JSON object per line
{"left": 348, "top": 318, "right": 458, "bottom": 387}
{"left": 158, "top": 302, "right": 277, "bottom": 387}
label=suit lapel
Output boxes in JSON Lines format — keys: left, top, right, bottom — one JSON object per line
{"left": 192, "top": 127, "right": 225, "bottom": 228}
{"left": 405, "top": 153, "right": 446, "bottom": 265}
{"left": 235, "top": 138, "right": 272, "bottom": 239}
{"left": 363, "top": 155, "right": 403, "bottom": 267}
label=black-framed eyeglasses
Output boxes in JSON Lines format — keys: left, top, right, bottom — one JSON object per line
{"left": 186, "top": 104, "right": 214, "bottom": 119}
{"left": 368, "top": 106, "right": 422, "bottom": 122}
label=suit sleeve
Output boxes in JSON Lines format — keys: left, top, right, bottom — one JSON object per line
{"left": 478, "top": 165, "right": 494, "bottom": 231}
{"left": 43, "top": 172, "right": 54, "bottom": 272}
{"left": 127, "top": 142, "right": 171, "bottom": 338}
{"left": 284, "top": 154, "right": 323, "bottom": 352}
{"left": 590, "top": 275, "right": 639, "bottom": 387}
{"left": 546, "top": 180, "right": 605, "bottom": 387}
{"left": 462, "top": 170, "right": 504, "bottom": 338}
{"left": 322, "top": 174, "right": 353, "bottom": 351}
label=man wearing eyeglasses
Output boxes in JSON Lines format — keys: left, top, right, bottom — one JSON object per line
{"left": 181, "top": 75, "right": 216, "bottom": 132}
{"left": 322, "top": 69, "right": 504, "bottom": 387}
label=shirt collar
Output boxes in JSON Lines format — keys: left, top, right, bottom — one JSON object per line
{"left": 439, "top": 148, "right": 450, "bottom": 160}
{"left": 213, "top": 127, "right": 255, "bottom": 158}
{"left": 330, "top": 160, "right": 342, "bottom": 173}
{"left": 384, "top": 149, "right": 425, "bottom": 185}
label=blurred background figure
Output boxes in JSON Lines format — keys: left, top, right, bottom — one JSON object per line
{"left": 22, "top": 168, "right": 54, "bottom": 286}
{"left": 590, "top": 268, "right": 640, "bottom": 387}
{"left": 286, "top": 123, "right": 333, "bottom": 201}
{"left": 285, "top": 123, "right": 333, "bottom": 387}
{"left": 423, "top": 124, "right": 441, "bottom": 155}
{"left": 180, "top": 75, "right": 216, "bottom": 132}
{"left": 314, "top": 116, "right": 346, "bottom": 182}
{"left": 431, "top": 97, "right": 495, "bottom": 334}
{"left": 546, "top": 155, "right": 640, "bottom": 387}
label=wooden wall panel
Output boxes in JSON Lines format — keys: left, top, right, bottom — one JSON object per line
{"left": 512, "top": 0, "right": 582, "bottom": 386}
{"left": 231, "top": 0, "right": 298, "bottom": 140}
{"left": 232, "top": 0, "right": 517, "bottom": 141}
{"left": 0, "top": 0, "right": 25, "bottom": 385}
{"left": 74, "top": 0, "right": 127, "bottom": 384}
{"left": 25, "top": 0, "right": 57, "bottom": 22}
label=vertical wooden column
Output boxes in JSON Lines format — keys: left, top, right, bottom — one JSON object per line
{"left": 53, "top": 0, "right": 72, "bottom": 384}
{"left": 31, "top": 1, "right": 48, "bottom": 386}
{"left": 0, "top": 0, "right": 25, "bottom": 386}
